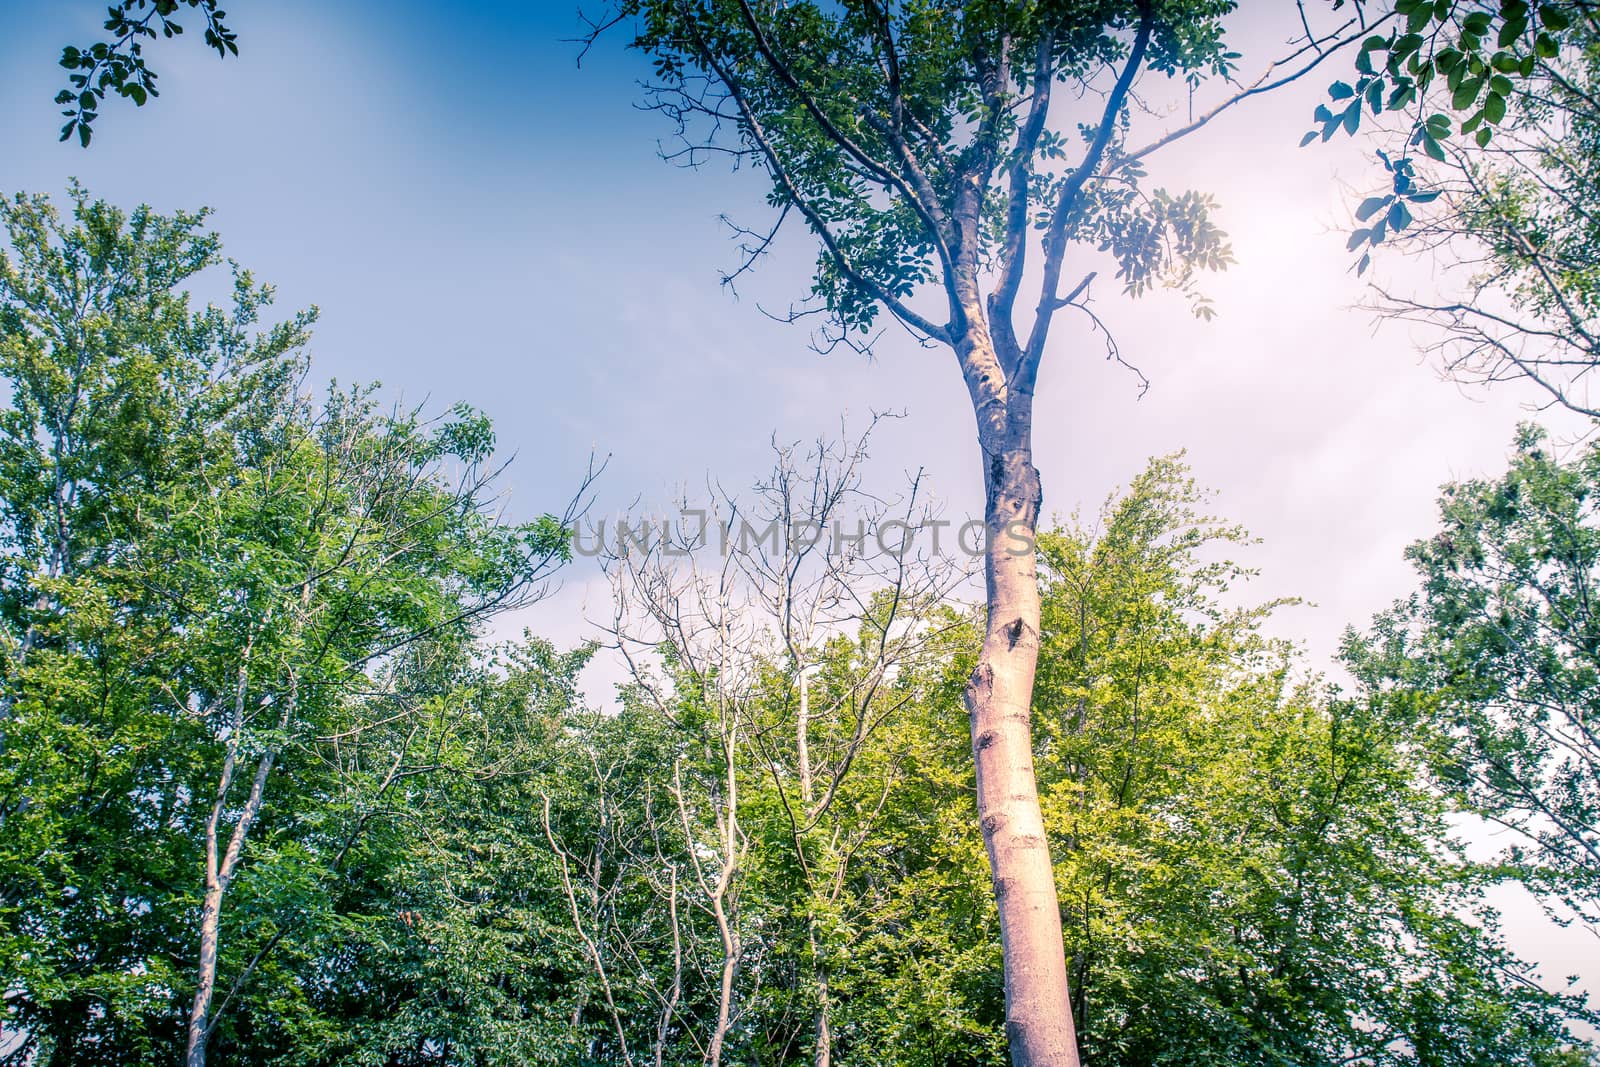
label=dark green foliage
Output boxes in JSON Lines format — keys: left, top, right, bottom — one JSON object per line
{"left": 56, "top": 1, "right": 238, "bottom": 145}
{"left": 606, "top": 0, "right": 1242, "bottom": 344}
{"left": 0, "top": 189, "right": 573, "bottom": 1065}
{"left": 1316, "top": 0, "right": 1588, "bottom": 262}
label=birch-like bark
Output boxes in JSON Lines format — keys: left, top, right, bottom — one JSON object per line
{"left": 798, "top": 667, "right": 832, "bottom": 1067}
{"left": 955, "top": 312, "right": 1079, "bottom": 1067}
{"left": 186, "top": 649, "right": 293, "bottom": 1067}
{"left": 707, "top": 740, "right": 741, "bottom": 1067}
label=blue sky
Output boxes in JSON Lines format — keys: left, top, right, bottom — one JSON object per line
{"left": 3, "top": 0, "right": 1595, "bottom": 1006}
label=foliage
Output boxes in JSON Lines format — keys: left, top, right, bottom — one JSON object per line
{"left": 1316, "top": 1, "right": 1591, "bottom": 264}
{"left": 1314, "top": 2, "right": 1600, "bottom": 415}
{"left": 596, "top": 0, "right": 1294, "bottom": 354}
{"left": 0, "top": 188, "right": 570, "bottom": 1065}
{"left": 0, "top": 188, "right": 1591, "bottom": 1064}
{"left": 553, "top": 455, "right": 1596, "bottom": 1065}
{"left": 55, "top": 1, "right": 237, "bottom": 145}
{"left": 1029, "top": 457, "right": 1587, "bottom": 1064}
{"left": 1318, "top": 1, "right": 1579, "bottom": 151}
{"left": 1347, "top": 426, "right": 1600, "bottom": 935}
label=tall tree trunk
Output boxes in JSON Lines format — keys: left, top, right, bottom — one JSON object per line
{"left": 187, "top": 870, "right": 227, "bottom": 1067}
{"left": 187, "top": 740, "right": 277, "bottom": 1067}
{"left": 798, "top": 667, "right": 832, "bottom": 1067}
{"left": 707, "top": 735, "right": 741, "bottom": 1067}
{"left": 967, "top": 445, "right": 1078, "bottom": 1067}
{"left": 956, "top": 313, "right": 1080, "bottom": 1066}
{"left": 186, "top": 654, "right": 287, "bottom": 1067}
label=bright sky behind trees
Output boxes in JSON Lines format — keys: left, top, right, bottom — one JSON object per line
{"left": 2, "top": 0, "right": 1595, "bottom": 1013}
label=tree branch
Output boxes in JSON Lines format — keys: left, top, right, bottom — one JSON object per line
{"left": 1020, "top": 3, "right": 1154, "bottom": 392}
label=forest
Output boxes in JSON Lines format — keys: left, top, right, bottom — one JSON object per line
{"left": 2, "top": 1, "right": 1599, "bottom": 1065}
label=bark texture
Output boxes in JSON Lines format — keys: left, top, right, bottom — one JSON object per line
{"left": 953, "top": 295, "right": 1080, "bottom": 1067}
{"left": 966, "top": 445, "right": 1077, "bottom": 1067}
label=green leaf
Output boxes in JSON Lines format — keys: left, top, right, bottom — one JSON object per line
{"left": 1452, "top": 77, "right": 1484, "bottom": 110}
{"left": 1330, "top": 80, "right": 1356, "bottom": 99}
{"left": 1539, "top": 6, "right": 1571, "bottom": 31}
{"left": 1357, "top": 196, "right": 1390, "bottom": 221}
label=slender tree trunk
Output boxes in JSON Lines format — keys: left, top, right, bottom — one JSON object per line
{"left": 954, "top": 312, "right": 1080, "bottom": 1066}
{"left": 187, "top": 741, "right": 277, "bottom": 1067}
{"left": 967, "top": 446, "right": 1078, "bottom": 1067}
{"left": 811, "top": 963, "right": 832, "bottom": 1067}
{"left": 797, "top": 667, "right": 832, "bottom": 1067}
{"left": 707, "top": 736, "right": 741, "bottom": 1067}
{"left": 653, "top": 865, "right": 683, "bottom": 1067}
{"left": 186, "top": 655, "right": 288, "bottom": 1067}
{"left": 187, "top": 873, "right": 227, "bottom": 1067}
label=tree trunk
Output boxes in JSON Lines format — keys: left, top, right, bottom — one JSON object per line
{"left": 963, "top": 414, "right": 1079, "bottom": 1065}
{"left": 186, "top": 879, "right": 226, "bottom": 1067}
{"left": 797, "top": 665, "right": 832, "bottom": 1067}
{"left": 186, "top": 653, "right": 287, "bottom": 1067}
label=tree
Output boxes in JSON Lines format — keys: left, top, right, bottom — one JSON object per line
{"left": 578, "top": 4, "right": 1370, "bottom": 1062}
{"left": 1030, "top": 456, "right": 1590, "bottom": 1065}
{"left": 841, "top": 456, "right": 1594, "bottom": 1065}
{"left": 584, "top": 424, "right": 963, "bottom": 1067}
{"left": 1311, "top": 0, "right": 1584, "bottom": 163}
{"left": 278, "top": 636, "right": 604, "bottom": 1067}
{"left": 1347, "top": 426, "right": 1600, "bottom": 938}
{"left": 0, "top": 185, "right": 303, "bottom": 1067}
{"left": 0, "top": 188, "right": 577, "bottom": 1066}
{"left": 1314, "top": 2, "right": 1600, "bottom": 415}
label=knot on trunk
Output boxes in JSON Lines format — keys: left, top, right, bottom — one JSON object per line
{"left": 1005, "top": 616, "right": 1029, "bottom": 649}
{"left": 965, "top": 662, "right": 994, "bottom": 707}
{"left": 984, "top": 449, "right": 1043, "bottom": 522}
